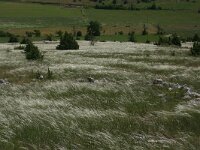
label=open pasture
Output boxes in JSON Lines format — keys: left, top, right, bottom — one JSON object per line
{"left": 0, "top": 1, "right": 200, "bottom": 36}
{"left": 0, "top": 41, "right": 200, "bottom": 149}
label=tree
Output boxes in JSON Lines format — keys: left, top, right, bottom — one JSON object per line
{"left": 56, "top": 32, "right": 79, "bottom": 50}
{"left": 8, "top": 34, "right": 18, "bottom": 43}
{"left": 156, "top": 24, "right": 164, "bottom": 35}
{"left": 87, "top": 21, "right": 102, "bottom": 36}
{"left": 24, "top": 41, "right": 43, "bottom": 60}
{"left": 191, "top": 42, "right": 200, "bottom": 56}
{"left": 142, "top": 24, "right": 148, "bottom": 35}
{"left": 192, "top": 33, "right": 200, "bottom": 42}
{"left": 171, "top": 34, "right": 181, "bottom": 46}
{"left": 25, "top": 31, "right": 34, "bottom": 37}
{"left": 45, "top": 34, "right": 53, "bottom": 41}
{"left": 76, "top": 31, "right": 82, "bottom": 37}
{"left": 20, "top": 37, "right": 31, "bottom": 44}
{"left": 56, "top": 30, "right": 63, "bottom": 37}
{"left": 112, "top": 0, "right": 117, "bottom": 5}
{"left": 34, "top": 30, "right": 41, "bottom": 37}
{"left": 129, "top": 32, "right": 136, "bottom": 42}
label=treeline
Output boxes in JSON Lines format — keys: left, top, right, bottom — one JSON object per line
{"left": 95, "top": 3, "right": 163, "bottom": 11}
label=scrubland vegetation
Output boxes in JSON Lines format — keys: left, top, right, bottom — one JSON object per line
{"left": 0, "top": 0, "right": 200, "bottom": 149}
{"left": 0, "top": 41, "right": 200, "bottom": 149}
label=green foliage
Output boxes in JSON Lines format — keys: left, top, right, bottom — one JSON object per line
{"left": 156, "top": 24, "right": 164, "bottom": 35}
{"left": 34, "top": 30, "right": 41, "bottom": 37}
{"left": 47, "top": 67, "right": 53, "bottom": 79}
{"left": 192, "top": 33, "right": 200, "bottom": 42}
{"left": 118, "top": 31, "right": 123, "bottom": 35}
{"left": 25, "top": 31, "right": 34, "bottom": 37}
{"left": 87, "top": 21, "right": 102, "bottom": 36}
{"left": 24, "top": 41, "right": 43, "bottom": 60}
{"left": 20, "top": 37, "right": 31, "bottom": 44}
{"left": 56, "top": 30, "right": 63, "bottom": 37}
{"left": 56, "top": 32, "right": 79, "bottom": 50}
{"left": 191, "top": 42, "right": 200, "bottom": 56}
{"left": 0, "top": 31, "right": 11, "bottom": 37}
{"left": 147, "top": 3, "right": 162, "bottom": 10}
{"left": 129, "top": 32, "right": 136, "bottom": 42}
{"left": 45, "top": 34, "right": 53, "bottom": 41}
{"left": 171, "top": 34, "right": 181, "bottom": 46}
{"left": 8, "top": 34, "right": 19, "bottom": 43}
{"left": 76, "top": 31, "right": 82, "bottom": 37}
{"left": 85, "top": 34, "right": 94, "bottom": 41}
{"left": 158, "top": 34, "right": 181, "bottom": 46}
{"left": 142, "top": 24, "right": 148, "bottom": 35}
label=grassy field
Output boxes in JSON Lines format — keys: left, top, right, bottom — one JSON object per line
{"left": 0, "top": 1, "right": 200, "bottom": 37}
{"left": 0, "top": 41, "right": 200, "bottom": 149}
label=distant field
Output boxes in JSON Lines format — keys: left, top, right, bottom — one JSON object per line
{"left": 0, "top": 1, "right": 200, "bottom": 37}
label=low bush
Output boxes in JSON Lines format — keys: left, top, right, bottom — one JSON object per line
{"left": 191, "top": 42, "right": 200, "bottom": 56}
{"left": 34, "top": 30, "right": 41, "bottom": 37}
{"left": 45, "top": 34, "right": 53, "bottom": 41}
{"left": 192, "top": 34, "right": 200, "bottom": 42}
{"left": 76, "top": 31, "right": 82, "bottom": 37}
{"left": 8, "top": 34, "right": 19, "bottom": 43}
{"left": 85, "top": 34, "right": 93, "bottom": 41}
{"left": 171, "top": 34, "right": 181, "bottom": 46}
{"left": 118, "top": 31, "right": 123, "bottom": 35}
{"left": 25, "top": 31, "right": 34, "bottom": 37}
{"left": 147, "top": 3, "right": 162, "bottom": 10}
{"left": 142, "top": 24, "right": 148, "bottom": 35}
{"left": 56, "top": 30, "right": 63, "bottom": 37}
{"left": 129, "top": 32, "right": 136, "bottom": 42}
{"left": 157, "top": 34, "right": 181, "bottom": 46}
{"left": 0, "top": 31, "right": 10, "bottom": 37}
{"left": 56, "top": 32, "right": 79, "bottom": 50}
{"left": 24, "top": 41, "right": 43, "bottom": 60}
{"left": 20, "top": 37, "right": 31, "bottom": 44}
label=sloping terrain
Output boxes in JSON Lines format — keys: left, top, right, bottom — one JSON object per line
{"left": 0, "top": 41, "right": 199, "bottom": 149}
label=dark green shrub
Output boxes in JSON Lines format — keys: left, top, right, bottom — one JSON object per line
{"left": 47, "top": 67, "right": 53, "bottom": 79}
{"left": 157, "top": 36, "right": 171, "bottom": 45}
{"left": 192, "top": 34, "right": 200, "bottom": 42}
{"left": 34, "top": 30, "right": 41, "bottom": 37}
{"left": 118, "top": 31, "right": 123, "bottom": 35}
{"left": 85, "top": 34, "right": 93, "bottom": 41}
{"left": 20, "top": 37, "right": 31, "bottom": 44}
{"left": 0, "top": 31, "right": 10, "bottom": 37}
{"left": 87, "top": 21, "right": 102, "bottom": 36}
{"left": 129, "top": 32, "right": 136, "bottom": 42}
{"left": 24, "top": 41, "right": 43, "bottom": 60}
{"left": 142, "top": 24, "right": 148, "bottom": 35}
{"left": 56, "top": 30, "right": 63, "bottom": 37}
{"left": 8, "top": 34, "right": 19, "bottom": 43}
{"left": 76, "top": 31, "right": 82, "bottom": 37}
{"left": 171, "top": 34, "right": 181, "bottom": 46}
{"left": 45, "top": 34, "right": 53, "bottom": 41}
{"left": 25, "top": 31, "right": 34, "bottom": 37}
{"left": 191, "top": 42, "right": 200, "bottom": 56}
{"left": 156, "top": 24, "right": 164, "bottom": 35}
{"left": 56, "top": 32, "right": 79, "bottom": 50}
{"left": 147, "top": 3, "right": 162, "bottom": 10}
{"left": 157, "top": 35, "right": 181, "bottom": 46}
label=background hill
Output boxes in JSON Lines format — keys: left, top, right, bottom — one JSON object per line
{"left": 0, "top": 0, "right": 200, "bottom": 41}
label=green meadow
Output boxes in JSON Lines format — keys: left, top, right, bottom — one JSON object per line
{"left": 0, "top": 1, "right": 200, "bottom": 37}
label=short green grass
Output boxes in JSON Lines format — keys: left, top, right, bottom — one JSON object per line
{"left": 0, "top": 1, "right": 200, "bottom": 37}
